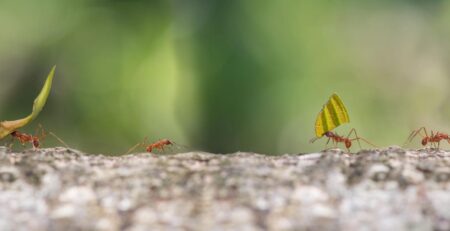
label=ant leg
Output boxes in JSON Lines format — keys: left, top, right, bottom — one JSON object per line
{"left": 430, "top": 130, "right": 434, "bottom": 149}
{"left": 48, "top": 132, "right": 70, "bottom": 148}
{"left": 35, "top": 124, "right": 43, "bottom": 137}
{"left": 143, "top": 137, "right": 150, "bottom": 150}
{"left": 346, "top": 128, "right": 362, "bottom": 149}
{"left": 351, "top": 137, "right": 378, "bottom": 148}
{"left": 7, "top": 136, "right": 15, "bottom": 149}
{"left": 420, "top": 127, "right": 429, "bottom": 139}
{"left": 348, "top": 128, "right": 378, "bottom": 148}
{"left": 322, "top": 137, "right": 332, "bottom": 150}
{"left": 39, "top": 124, "right": 47, "bottom": 141}
{"left": 125, "top": 137, "right": 148, "bottom": 154}
{"left": 328, "top": 133, "right": 338, "bottom": 149}
{"left": 325, "top": 137, "right": 331, "bottom": 149}
{"left": 430, "top": 131, "right": 441, "bottom": 150}
{"left": 430, "top": 130, "right": 437, "bottom": 149}
{"left": 406, "top": 127, "right": 428, "bottom": 146}
{"left": 309, "top": 137, "right": 320, "bottom": 143}
{"left": 35, "top": 124, "right": 47, "bottom": 148}
{"left": 171, "top": 141, "right": 189, "bottom": 152}
{"left": 143, "top": 137, "right": 149, "bottom": 144}
{"left": 414, "top": 127, "right": 428, "bottom": 141}
{"left": 36, "top": 124, "right": 69, "bottom": 148}
{"left": 431, "top": 142, "right": 436, "bottom": 149}
{"left": 20, "top": 139, "right": 26, "bottom": 147}
{"left": 332, "top": 137, "right": 338, "bottom": 149}
{"left": 404, "top": 131, "right": 417, "bottom": 147}
{"left": 126, "top": 142, "right": 142, "bottom": 154}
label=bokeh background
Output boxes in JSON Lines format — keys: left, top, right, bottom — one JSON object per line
{"left": 1, "top": 0, "right": 450, "bottom": 155}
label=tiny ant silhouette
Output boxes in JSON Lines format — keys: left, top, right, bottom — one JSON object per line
{"left": 405, "top": 127, "right": 450, "bottom": 149}
{"left": 310, "top": 128, "right": 377, "bottom": 152}
{"left": 126, "top": 138, "right": 177, "bottom": 154}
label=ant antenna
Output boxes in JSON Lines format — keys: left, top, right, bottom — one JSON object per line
{"left": 48, "top": 132, "right": 70, "bottom": 148}
{"left": 309, "top": 137, "right": 320, "bottom": 143}
{"left": 36, "top": 124, "right": 70, "bottom": 148}
{"left": 404, "top": 127, "right": 427, "bottom": 147}
{"left": 125, "top": 137, "right": 149, "bottom": 154}
{"left": 125, "top": 142, "right": 141, "bottom": 155}
{"left": 347, "top": 128, "right": 378, "bottom": 148}
{"left": 168, "top": 140, "right": 190, "bottom": 152}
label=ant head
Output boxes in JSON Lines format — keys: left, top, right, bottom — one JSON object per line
{"left": 33, "top": 138, "right": 40, "bottom": 148}
{"left": 345, "top": 139, "right": 352, "bottom": 149}
{"left": 421, "top": 137, "right": 428, "bottom": 146}
{"left": 324, "top": 131, "right": 333, "bottom": 137}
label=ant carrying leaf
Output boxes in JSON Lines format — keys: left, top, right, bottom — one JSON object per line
{"left": 309, "top": 93, "right": 376, "bottom": 152}
{"left": 8, "top": 124, "right": 70, "bottom": 150}
{"left": 0, "top": 66, "right": 56, "bottom": 147}
{"left": 10, "top": 125, "right": 47, "bottom": 149}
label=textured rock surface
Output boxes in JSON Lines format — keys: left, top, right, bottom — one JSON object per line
{"left": 0, "top": 146, "right": 450, "bottom": 231}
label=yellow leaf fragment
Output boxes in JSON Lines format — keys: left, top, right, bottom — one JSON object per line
{"left": 314, "top": 93, "right": 350, "bottom": 138}
{"left": 0, "top": 66, "right": 56, "bottom": 139}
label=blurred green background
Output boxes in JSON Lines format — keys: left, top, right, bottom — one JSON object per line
{"left": 1, "top": 0, "right": 450, "bottom": 154}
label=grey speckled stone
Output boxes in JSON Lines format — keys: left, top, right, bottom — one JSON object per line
{"left": 0, "top": 146, "right": 450, "bottom": 231}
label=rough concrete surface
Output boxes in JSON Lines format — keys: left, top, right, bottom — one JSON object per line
{"left": 0, "top": 146, "right": 450, "bottom": 231}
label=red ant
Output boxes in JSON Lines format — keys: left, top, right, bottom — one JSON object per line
{"left": 8, "top": 124, "right": 69, "bottom": 149}
{"left": 145, "top": 139, "right": 173, "bottom": 152}
{"left": 9, "top": 125, "right": 47, "bottom": 149}
{"left": 310, "top": 128, "right": 376, "bottom": 152}
{"left": 126, "top": 138, "right": 175, "bottom": 154}
{"left": 10, "top": 130, "right": 42, "bottom": 148}
{"left": 406, "top": 127, "right": 450, "bottom": 149}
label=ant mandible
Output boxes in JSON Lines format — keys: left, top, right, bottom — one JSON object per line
{"left": 406, "top": 127, "right": 450, "bottom": 149}
{"left": 310, "top": 128, "right": 376, "bottom": 152}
